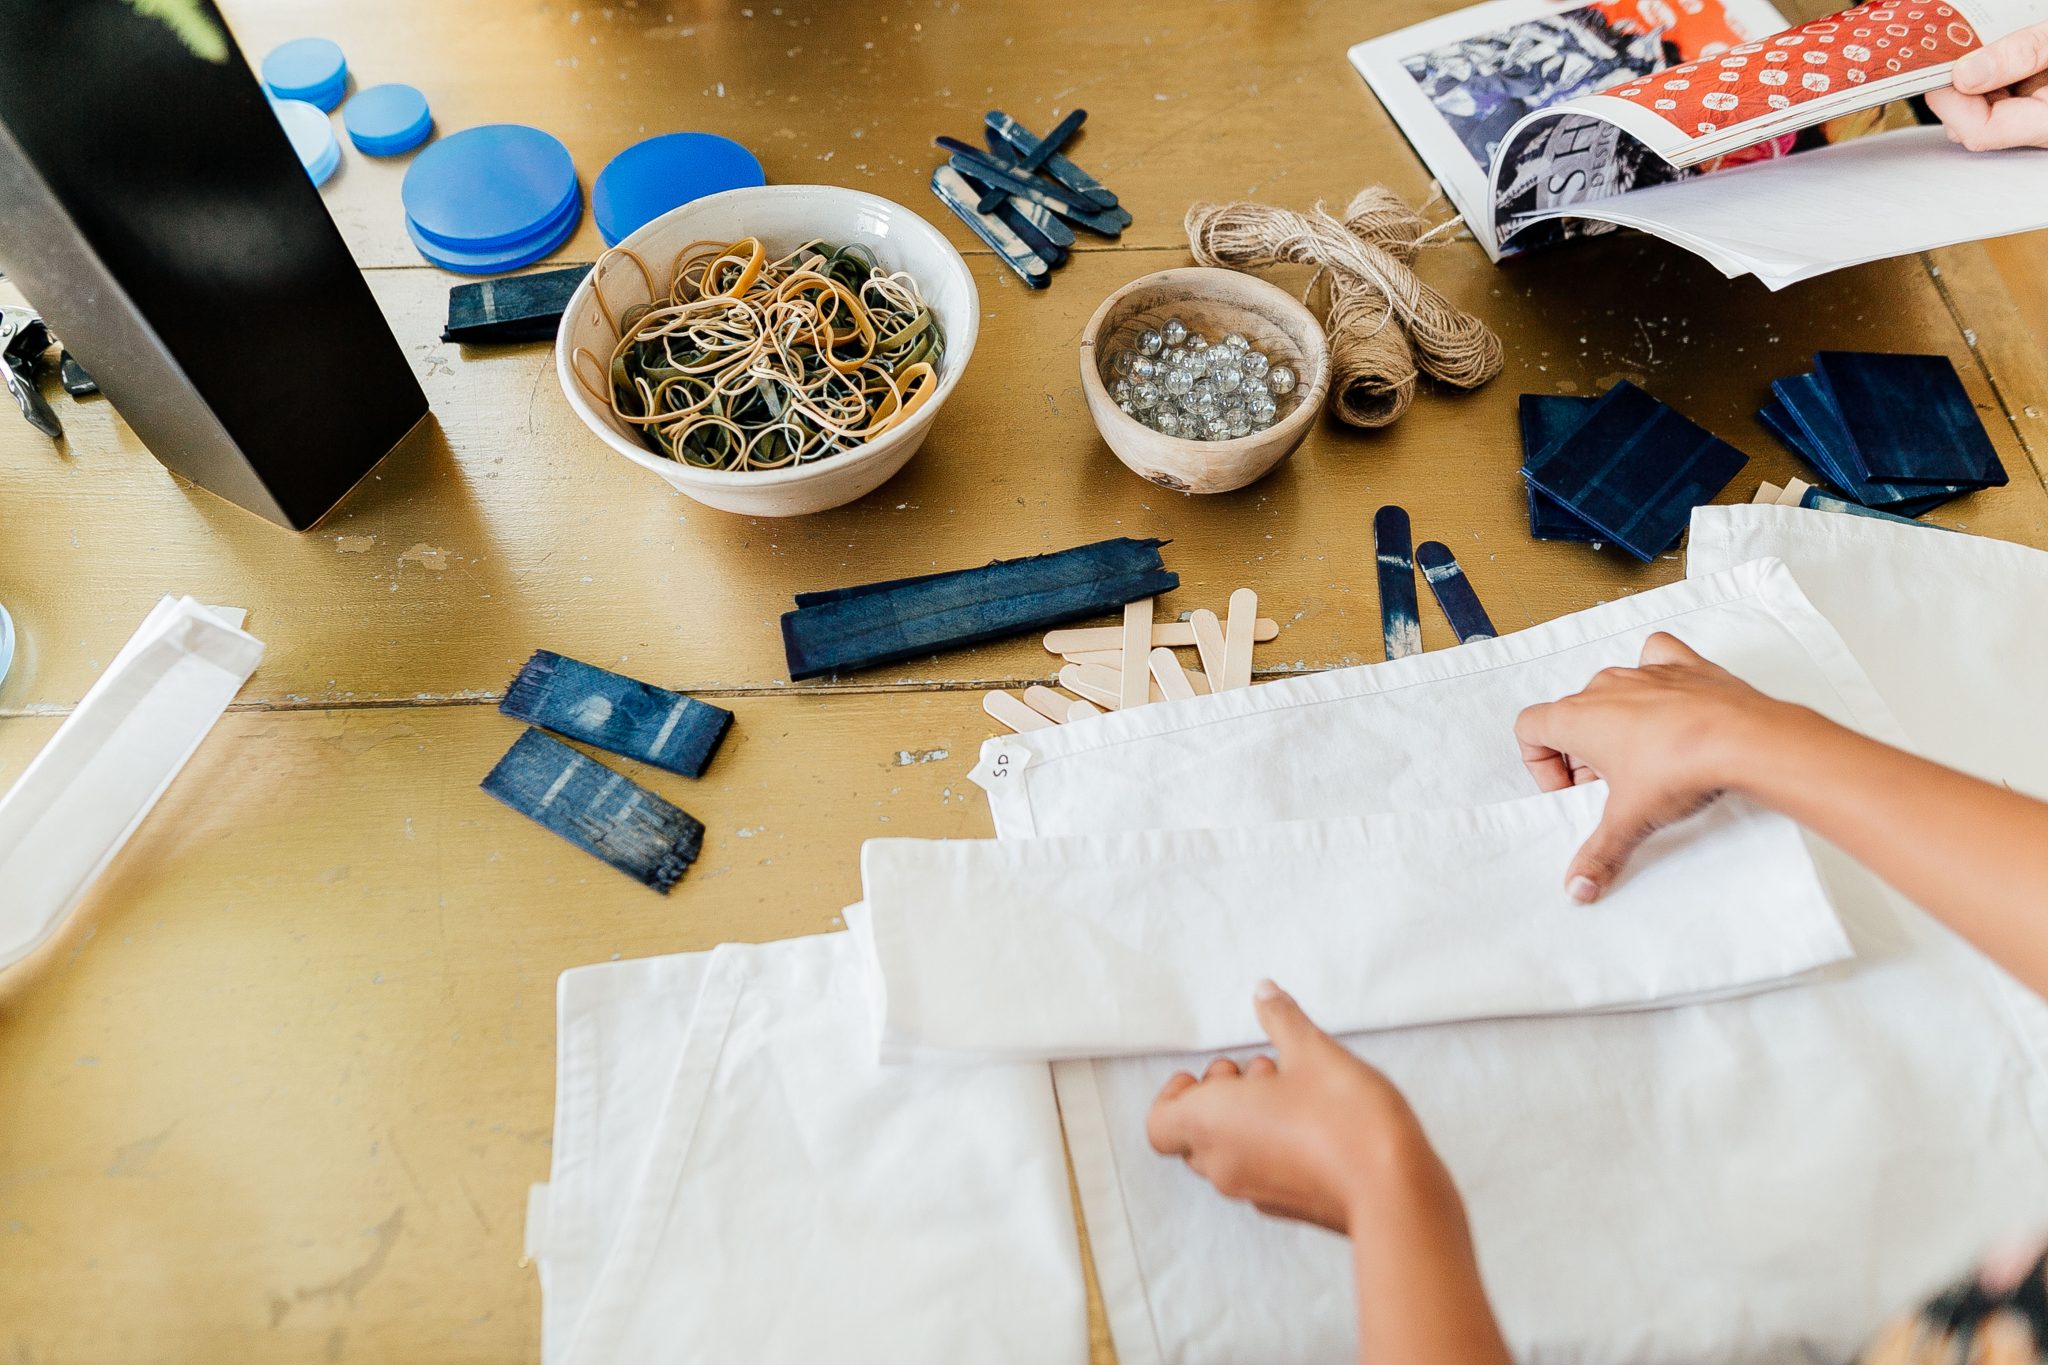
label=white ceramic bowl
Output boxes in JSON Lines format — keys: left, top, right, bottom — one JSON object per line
{"left": 555, "top": 185, "right": 979, "bottom": 516}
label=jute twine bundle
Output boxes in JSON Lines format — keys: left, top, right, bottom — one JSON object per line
{"left": 1185, "top": 187, "right": 1503, "bottom": 429}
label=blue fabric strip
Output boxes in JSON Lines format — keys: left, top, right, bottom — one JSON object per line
{"left": 501, "top": 650, "right": 733, "bottom": 779}
{"left": 481, "top": 728, "right": 704, "bottom": 893}
{"left": 781, "top": 538, "right": 1177, "bottom": 680}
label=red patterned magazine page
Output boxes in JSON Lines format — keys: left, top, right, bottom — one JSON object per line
{"left": 1484, "top": 0, "right": 2046, "bottom": 246}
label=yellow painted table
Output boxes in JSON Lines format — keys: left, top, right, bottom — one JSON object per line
{"left": 3, "top": 2, "right": 2047, "bottom": 1361}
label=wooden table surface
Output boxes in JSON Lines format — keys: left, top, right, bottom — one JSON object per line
{"left": 4, "top": 1, "right": 2047, "bottom": 1360}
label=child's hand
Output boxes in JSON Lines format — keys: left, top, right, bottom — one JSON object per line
{"left": 1929, "top": 23, "right": 2048, "bottom": 150}
{"left": 1146, "top": 980, "right": 1458, "bottom": 1234}
{"left": 1513, "top": 632, "right": 1800, "bottom": 901}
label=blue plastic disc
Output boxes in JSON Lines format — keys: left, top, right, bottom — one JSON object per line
{"left": 592, "top": 131, "right": 765, "bottom": 246}
{"left": 262, "top": 37, "right": 348, "bottom": 111}
{"left": 343, "top": 84, "right": 433, "bottom": 156}
{"left": 406, "top": 187, "right": 582, "bottom": 274}
{"left": 271, "top": 98, "right": 341, "bottom": 186}
{"left": 0, "top": 602, "right": 14, "bottom": 691}
{"left": 402, "top": 124, "right": 578, "bottom": 251}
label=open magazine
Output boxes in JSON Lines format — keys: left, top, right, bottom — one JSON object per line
{"left": 1351, "top": 0, "right": 2048, "bottom": 286}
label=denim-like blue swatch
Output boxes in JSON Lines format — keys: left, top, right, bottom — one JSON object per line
{"left": 1772, "top": 374, "right": 1964, "bottom": 516}
{"left": 1814, "top": 351, "right": 2005, "bottom": 488}
{"left": 1521, "top": 380, "right": 1747, "bottom": 563}
{"left": 1417, "top": 540, "right": 1497, "bottom": 643}
{"left": 781, "top": 538, "right": 1177, "bottom": 680}
{"left": 482, "top": 728, "right": 704, "bottom": 893}
{"left": 1373, "top": 505, "right": 1422, "bottom": 661}
{"left": 1518, "top": 394, "right": 1600, "bottom": 542}
{"left": 502, "top": 650, "right": 733, "bottom": 779}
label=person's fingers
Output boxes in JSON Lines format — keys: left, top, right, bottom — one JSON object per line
{"left": 1145, "top": 1077, "right": 1199, "bottom": 1155}
{"left": 1954, "top": 24, "right": 2048, "bottom": 96}
{"left": 1564, "top": 800, "right": 1655, "bottom": 901}
{"left": 1638, "top": 631, "right": 1705, "bottom": 667}
{"left": 1928, "top": 85, "right": 1973, "bottom": 139}
{"left": 1947, "top": 88, "right": 2048, "bottom": 149}
{"left": 1203, "top": 1057, "right": 1241, "bottom": 1081}
{"left": 1254, "top": 979, "right": 1339, "bottom": 1066}
{"left": 1514, "top": 703, "right": 1576, "bottom": 792}
{"left": 1245, "top": 1055, "right": 1278, "bottom": 1078}
{"left": 1569, "top": 756, "right": 1601, "bottom": 785}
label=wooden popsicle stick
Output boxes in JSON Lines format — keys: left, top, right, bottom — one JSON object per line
{"left": 1066, "top": 698, "right": 1102, "bottom": 722}
{"left": 1190, "top": 609, "right": 1227, "bottom": 680}
{"left": 1020, "top": 686, "right": 1072, "bottom": 724}
{"left": 1752, "top": 480, "right": 1784, "bottom": 505}
{"left": 1044, "top": 619, "right": 1278, "bottom": 654}
{"left": 1059, "top": 663, "right": 1122, "bottom": 709}
{"left": 1221, "top": 589, "right": 1257, "bottom": 690}
{"left": 1062, "top": 648, "right": 1126, "bottom": 667}
{"left": 1119, "top": 599, "right": 1152, "bottom": 709}
{"left": 1777, "top": 477, "right": 1811, "bottom": 507}
{"left": 1185, "top": 668, "right": 1212, "bottom": 696}
{"left": 1149, "top": 647, "right": 1195, "bottom": 701}
{"left": 983, "top": 690, "right": 1056, "bottom": 733}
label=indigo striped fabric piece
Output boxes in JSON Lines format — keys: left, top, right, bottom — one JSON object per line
{"left": 1521, "top": 381, "right": 1747, "bottom": 563}
{"left": 1774, "top": 374, "right": 1964, "bottom": 515}
{"left": 1518, "top": 394, "right": 1600, "bottom": 543}
{"left": 1814, "top": 351, "right": 2006, "bottom": 489}
{"left": 781, "top": 537, "right": 1177, "bottom": 680}
{"left": 1373, "top": 505, "right": 1422, "bottom": 661}
{"left": 501, "top": 650, "right": 733, "bottom": 779}
{"left": 1417, "top": 540, "right": 1497, "bottom": 643}
{"left": 481, "top": 728, "right": 704, "bottom": 893}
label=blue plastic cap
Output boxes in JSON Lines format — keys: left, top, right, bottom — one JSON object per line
{"left": 593, "top": 131, "right": 765, "bottom": 246}
{"left": 406, "top": 190, "right": 583, "bottom": 274}
{"left": 344, "top": 83, "right": 433, "bottom": 156}
{"left": 402, "top": 124, "right": 579, "bottom": 250}
{"left": 262, "top": 37, "right": 348, "bottom": 111}
{"left": 271, "top": 97, "right": 341, "bottom": 186}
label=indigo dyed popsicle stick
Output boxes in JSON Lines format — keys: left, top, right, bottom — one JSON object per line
{"left": 967, "top": 108, "right": 1084, "bottom": 213}
{"left": 781, "top": 537, "right": 1177, "bottom": 680}
{"left": 482, "top": 729, "right": 704, "bottom": 893}
{"left": 1373, "top": 505, "right": 1421, "bottom": 661}
{"left": 1518, "top": 394, "right": 1600, "bottom": 542}
{"left": 930, "top": 167, "right": 1048, "bottom": 287}
{"left": 1416, "top": 541, "right": 1496, "bottom": 643}
{"left": 501, "top": 650, "right": 733, "bottom": 779}
{"left": 984, "top": 110, "right": 1120, "bottom": 209}
{"left": 1813, "top": 351, "right": 2006, "bottom": 488}
{"left": 442, "top": 263, "right": 592, "bottom": 343}
{"left": 1800, "top": 486, "right": 1946, "bottom": 528}
{"left": 942, "top": 151, "right": 1128, "bottom": 236}
{"left": 994, "top": 200, "right": 1069, "bottom": 268}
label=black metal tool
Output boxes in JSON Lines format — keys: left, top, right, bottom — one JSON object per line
{"left": 0, "top": 305, "right": 61, "bottom": 438}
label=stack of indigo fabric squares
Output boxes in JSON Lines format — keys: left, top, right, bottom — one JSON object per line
{"left": 1518, "top": 381, "right": 1749, "bottom": 561}
{"left": 1758, "top": 352, "right": 2005, "bottom": 519}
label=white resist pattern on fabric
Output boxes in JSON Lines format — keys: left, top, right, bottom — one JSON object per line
{"left": 970, "top": 560, "right": 2048, "bottom": 1365}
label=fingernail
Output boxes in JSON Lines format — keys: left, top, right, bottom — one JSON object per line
{"left": 1253, "top": 978, "right": 1282, "bottom": 1001}
{"left": 1567, "top": 875, "right": 1600, "bottom": 904}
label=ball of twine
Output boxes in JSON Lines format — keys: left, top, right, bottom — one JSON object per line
{"left": 1185, "top": 187, "right": 1504, "bottom": 429}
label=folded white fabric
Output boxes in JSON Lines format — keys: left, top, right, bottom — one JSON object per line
{"left": 532, "top": 931, "right": 1087, "bottom": 1365}
{"left": 859, "top": 783, "right": 1848, "bottom": 1061}
{"left": 972, "top": 560, "right": 2048, "bottom": 1365}
{"left": 0, "top": 596, "right": 262, "bottom": 970}
{"left": 1688, "top": 504, "right": 2048, "bottom": 799}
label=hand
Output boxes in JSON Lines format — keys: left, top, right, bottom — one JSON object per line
{"left": 1145, "top": 980, "right": 1457, "bottom": 1234}
{"left": 1929, "top": 22, "right": 2048, "bottom": 151}
{"left": 1513, "top": 632, "right": 1801, "bottom": 901}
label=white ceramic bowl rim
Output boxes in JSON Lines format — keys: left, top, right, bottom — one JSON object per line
{"left": 554, "top": 184, "right": 979, "bottom": 487}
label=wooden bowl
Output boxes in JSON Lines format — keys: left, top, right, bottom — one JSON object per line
{"left": 1078, "top": 266, "right": 1331, "bottom": 494}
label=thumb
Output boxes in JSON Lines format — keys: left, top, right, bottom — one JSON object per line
{"left": 1253, "top": 980, "right": 1338, "bottom": 1065}
{"left": 1564, "top": 800, "right": 1653, "bottom": 902}
{"left": 1955, "top": 25, "right": 2048, "bottom": 95}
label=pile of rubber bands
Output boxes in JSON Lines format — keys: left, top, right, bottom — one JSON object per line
{"left": 574, "top": 236, "right": 945, "bottom": 472}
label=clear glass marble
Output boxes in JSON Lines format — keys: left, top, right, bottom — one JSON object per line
{"left": 1105, "top": 323, "right": 1296, "bottom": 442}
{"left": 1267, "top": 364, "right": 1297, "bottom": 396}
{"left": 1137, "top": 328, "right": 1163, "bottom": 357}
{"left": 1162, "top": 317, "right": 1188, "bottom": 347}
{"left": 1225, "top": 406, "right": 1252, "bottom": 438}
{"left": 1133, "top": 382, "right": 1160, "bottom": 410}
{"left": 1130, "top": 356, "right": 1158, "bottom": 383}
{"left": 1112, "top": 377, "right": 1132, "bottom": 403}
{"left": 1240, "top": 351, "right": 1269, "bottom": 379}
{"left": 1212, "top": 367, "right": 1242, "bottom": 396}
{"left": 1222, "top": 332, "right": 1249, "bottom": 352}
{"left": 1163, "top": 369, "right": 1193, "bottom": 398}
{"left": 1154, "top": 408, "right": 1184, "bottom": 438}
